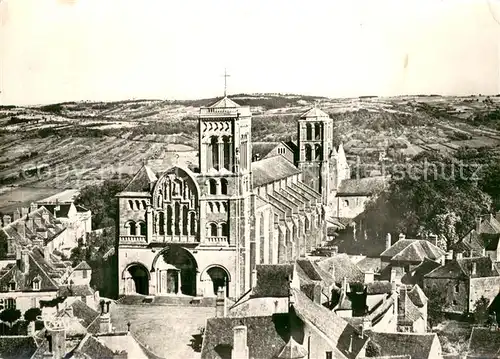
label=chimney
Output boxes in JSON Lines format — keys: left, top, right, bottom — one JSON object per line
{"left": 99, "top": 312, "right": 112, "bottom": 333}
{"left": 48, "top": 327, "right": 66, "bottom": 359}
{"left": 363, "top": 270, "right": 374, "bottom": 284}
{"left": 215, "top": 287, "right": 227, "bottom": 318}
{"left": 390, "top": 267, "right": 400, "bottom": 284}
{"left": 328, "top": 262, "right": 335, "bottom": 281}
{"left": 456, "top": 252, "right": 463, "bottom": 260}
{"left": 232, "top": 326, "right": 249, "bottom": 359}
{"left": 19, "top": 249, "right": 29, "bottom": 274}
{"left": 41, "top": 211, "right": 50, "bottom": 223}
{"left": 13, "top": 209, "right": 20, "bottom": 222}
{"left": 399, "top": 233, "right": 405, "bottom": 240}
{"left": 16, "top": 221, "right": 26, "bottom": 239}
{"left": 254, "top": 153, "right": 260, "bottom": 162}
{"left": 21, "top": 207, "right": 29, "bottom": 218}
{"left": 251, "top": 269, "right": 257, "bottom": 289}
{"left": 331, "top": 245, "right": 338, "bottom": 256}
{"left": 30, "top": 203, "right": 38, "bottom": 213}
{"left": 472, "top": 262, "right": 477, "bottom": 276}
{"left": 34, "top": 216, "right": 42, "bottom": 227}
{"left": 429, "top": 234, "right": 438, "bottom": 247}
{"left": 385, "top": 233, "right": 392, "bottom": 250}
{"left": 445, "top": 250, "right": 453, "bottom": 264}
{"left": 482, "top": 248, "right": 486, "bottom": 257}
{"left": 341, "top": 276, "right": 349, "bottom": 293}
{"left": 476, "top": 217, "right": 482, "bottom": 233}
{"left": 361, "top": 318, "right": 371, "bottom": 338}
{"left": 2, "top": 215, "right": 11, "bottom": 227}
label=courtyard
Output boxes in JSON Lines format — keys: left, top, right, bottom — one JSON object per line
{"left": 110, "top": 302, "right": 216, "bottom": 359}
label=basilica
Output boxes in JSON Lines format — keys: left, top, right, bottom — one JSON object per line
{"left": 116, "top": 96, "right": 351, "bottom": 299}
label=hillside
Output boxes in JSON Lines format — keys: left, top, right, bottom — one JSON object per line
{"left": 1, "top": 93, "right": 500, "bottom": 212}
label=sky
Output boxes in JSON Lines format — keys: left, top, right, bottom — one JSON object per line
{"left": 0, "top": 0, "right": 499, "bottom": 105}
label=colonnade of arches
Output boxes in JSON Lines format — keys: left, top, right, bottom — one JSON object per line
{"left": 125, "top": 220, "right": 147, "bottom": 236}
{"left": 206, "top": 135, "right": 232, "bottom": 171}
{"left": 206, "top": 222, "right": 229, "bottom": 238}
{"left": 305, "top": 123, "right": 323, "bottom": 141}
{"left": 122, "top": 247, "right": 231, "bottom": 298}
{"left": 304, "top": 144, "right": 324, "bottom": 161}
{"left": 154, "top": 204, "right": 197, "bottom": 236}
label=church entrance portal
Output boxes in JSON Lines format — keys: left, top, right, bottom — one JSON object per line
{"left": 207, "top": 267, "right": 230, "bottom": 297}
{"left": 127, "top": 264, "right": 150, "bottom": 295}
{"left": 155, "top": 246, "right": 197, "bottom": 296}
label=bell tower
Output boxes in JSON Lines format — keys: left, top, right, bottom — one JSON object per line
{"left": 198, "top": 95, "right": 253, "bottom": 298}
{"left": 297, "top": 107, "right": 335, "bottom": 207}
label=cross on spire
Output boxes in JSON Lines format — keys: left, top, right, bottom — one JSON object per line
{"left": 314, "top": 99, "right": 322, "bottom": 108}
{"left": 222, "top": 68, "right": 231, "bottom": 97}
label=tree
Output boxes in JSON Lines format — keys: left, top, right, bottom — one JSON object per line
{"left": 0, "top": 230, "right": 9, "bottom": 259}
{"left": 24, "top": 308, "right": 41, "bottom": 323}
{"left": 473, "top": 296, "right": 490, "bottom": 325}
{"left": 359, "top": 150, "right": 492, "bottom": 248}
{"left": 426, "top": 286, "right": 447, "bottom": 328}
{"left": 0, "top": 308, "right": 21, "bottom": 328}
{"left": 75, "top": 179, "right": 128, "bottom": 230}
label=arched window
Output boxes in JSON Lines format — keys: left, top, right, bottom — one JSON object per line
{"left": 315, "top": 123, "right": 321, "bottom": 140}
{"left": 128, "top": 200, "right": 134, "bottom": 210}
{"left": 305, "top": 145, "right": 312, "bottom": 161}
{"left": 208, "top": 202, "right": 214, "bottom": 213}
{"left": 315, "top": 144, "right": 323, "bottom": 161}
{"left": 139, "top": 222, "right": 147, "bottom": 236}
{"left": 126, "top": 221, "right": 136, "bottom": 236}
{"left": 174, "top": 202, "right": 181, "bottom": 235}
{"left": 182, "top": 206, "right": 189, "bottom": 235}
{"left": 306, "top": 124, "right": 312, "bottom": 140}
{"left": 223, "top": 136, "right": 231, "bottom": 170}
{"left": 211, "top": 136, "right": 219, "bottom": 170}
{"left": 215, "top": 202, "right": 221, "bottom": 213}
{"left": 222, "top": 202, "right": 228, "bottom": 213}
{"left": 159, "top": 212, "right": 165, "bottom": 235}
{"left": 157, "top": 194, "right": 162, "bottom": 208}
{"left": 220, "top": 179, "right": 228, "bottom": 195}
{"left": 190, "top": 212, "right": 196, "bottom": 235}
{"left": 142, "top": 200, "right": 147, "bottom": 209}
{"left": 166, "top": 206, "right": 172, "bottom": 235}
{"left": 221, "top": 222, "right": 229, "bottom": 237}
{"left": 135, "top": 200, "right": 141, "bottom": 210}
{"left": 208, "top": 179, "right": 217, "bottom": 195}
{"left": 209, "top": 223, "right": 218, "bottom": 237}
{"left": 344, "top": 200, "right": 349, "bottom": 207}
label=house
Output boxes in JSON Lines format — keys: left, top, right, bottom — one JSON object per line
{"left": 366, "top": 331, "right": 443, "bottom": 359}
{"left": 334, "top": 175, "right": 388, "bottom": 219}
{"left": 466, "top": 326, "right": 500, "bottom": 358}
{"left": 252, "top": 141, "right": 298, "bottom": 164}
{"left": 30, "top": 299, "right": 161, "bottom": 359}
{"left": 203, "top": 288, "right": 370, "bottom": 359}
{"left": 424, "top": 255, "right": 500, "bottom": 314}
{"left": 316, "top": 252, "right": 367, "bottom": 285}
{"left": 0, "top": 246, "right": 98, "bottom": 313}
{"left": 452, "top": 213, "right": 500, "bottom": 261}
{"left": 379, "top": 235, "right": 446, "bottom": 284}
{"left": 398, "top": 285, "right": 427, "bottom": 333}
{"left": 36, "top": 196, "right": 92, "bottom": 244}
{"left": 0, "top": 204, "right": 81, "bottom": 259}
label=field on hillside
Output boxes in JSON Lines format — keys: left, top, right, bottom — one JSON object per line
{"left": 1, "top": 93, "right": 500, "bottom": 212}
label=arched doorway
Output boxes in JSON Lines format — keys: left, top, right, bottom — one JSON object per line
{"left": 200, "top": 265, "right": 231, "bottom": 297}
{"left": 125, "top": 263, "right": 150, "bottom": 295}
{"left": 154, "top": 246, "right": 197, "bottom": 296}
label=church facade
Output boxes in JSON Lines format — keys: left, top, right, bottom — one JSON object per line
{"left": 116, "top": 97, "right": 350, "bottom": 299}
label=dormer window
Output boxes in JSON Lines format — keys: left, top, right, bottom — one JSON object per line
{"left": 33, "top": 277, "right": 41, "bottom": 290}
